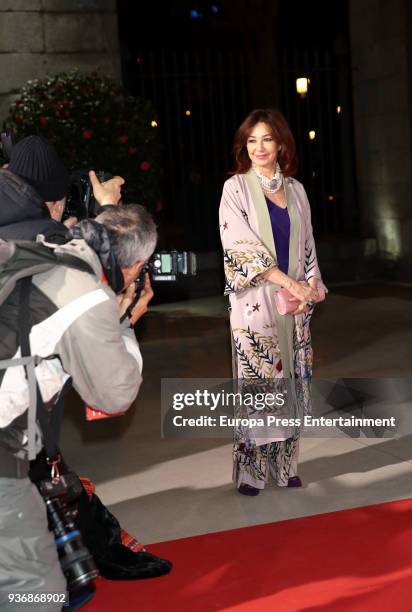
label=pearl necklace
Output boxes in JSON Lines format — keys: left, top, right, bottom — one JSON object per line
{"left": 253, "top": 162, "right": 282, "bottom": 193}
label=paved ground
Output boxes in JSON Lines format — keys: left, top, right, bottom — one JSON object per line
{"left": 61, "top": 283, "right": 412, "bottom": 543}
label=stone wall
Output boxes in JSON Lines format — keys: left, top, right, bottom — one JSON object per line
{"left": 349, "top": 0, "right": 412, "bottom": 278}
{"left": 0, "top": 0, "right": 121, "bottom": 122}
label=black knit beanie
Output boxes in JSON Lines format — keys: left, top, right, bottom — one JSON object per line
{"left": 8, "top": 135, "right": 69, "bottom": 202}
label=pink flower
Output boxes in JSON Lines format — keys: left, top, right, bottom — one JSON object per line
{"left": 118, "top": 135, "right": 128, "bottom": 144}
{"left": 82, "top": 129, "right": 93, "bottom": 140}
{"left": 140, "top": 161, "right": 151, "bottom": 171}
{"left": 128, "top": 146, "right": 137, "bottom": 155}
{"left": 39, "top": 116, "right": 48, "bottom": 126}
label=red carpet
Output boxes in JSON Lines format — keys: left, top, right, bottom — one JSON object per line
{"left": 85, "top": 498, "right": 412, "bottom": 611}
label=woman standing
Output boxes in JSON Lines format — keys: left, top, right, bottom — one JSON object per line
{"left": 219, "top": 108, "right": 326, "bottom": 495}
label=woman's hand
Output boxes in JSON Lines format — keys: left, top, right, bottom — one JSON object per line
{"left": 287, "top": 279, "right": 318, "bottom": 304}
{"left": 288, "top": 281, "right": 317, "bottom": 316}
{"left": 307, "top": 276, "right": 320, "bottom": 297}
{"left": 289, "top": 279, "right": 325, "bottom": 315}
{"left": 89, "top": 170, "right": 125, "bottom": 206}
{"left": 262, "top": 268, "right": 320, "bottom": 314}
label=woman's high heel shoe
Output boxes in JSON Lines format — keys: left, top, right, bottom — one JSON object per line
{"left": 238, "top": 483, "right": 260, "bottom": 496}
{"left": 287, "top": 476, "right": 302, "bottom": 487}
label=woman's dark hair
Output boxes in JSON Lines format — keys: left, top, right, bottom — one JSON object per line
{"left": 232, "top": 108, "right": 298, "bottom": 176}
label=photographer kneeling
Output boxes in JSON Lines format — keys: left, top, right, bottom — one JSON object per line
{"left": 0, "top": 204, "right": 167, "bottom": 610}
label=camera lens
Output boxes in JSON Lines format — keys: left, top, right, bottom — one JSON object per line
{"left": 46, "top": 498, "right": 99, "bottom": 590}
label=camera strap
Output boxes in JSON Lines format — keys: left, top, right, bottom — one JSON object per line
{"left": 19, "top": 277, "right": 63, "bottom": 464}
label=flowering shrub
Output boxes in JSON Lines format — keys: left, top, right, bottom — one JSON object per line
{"left": 4, "top": 70, "right": 162, "bottom": 209}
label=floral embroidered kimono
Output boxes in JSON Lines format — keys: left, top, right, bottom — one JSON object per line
{"left": 219, "top": 169, "right": 326, "bottom": 489}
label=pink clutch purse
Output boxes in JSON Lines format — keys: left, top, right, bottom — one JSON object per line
{"left": 274, "top": 286, "right": 325, "bottom": 315}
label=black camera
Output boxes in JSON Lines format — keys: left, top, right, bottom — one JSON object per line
{"left": 144, "top": 250, "right": 196, "bottom": 282}
{"left": 121, "top": 250, "right": 196, "bottom": 322}
{"left": 38, "top": 471, "right": 99, "bottom": 591}
{"left": 64, "top": 169, "right": 113, "bottom": 220}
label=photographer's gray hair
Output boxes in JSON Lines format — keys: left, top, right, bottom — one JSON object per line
{"left": 96, "top": 204, "right": 157, "bottom": 266}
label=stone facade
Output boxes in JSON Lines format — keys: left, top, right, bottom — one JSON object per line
{"left": 349, "top": 0, "right": 412, "bottom": 278}
{"left": 0, "top": 0, "right": 121, "bottom": 122}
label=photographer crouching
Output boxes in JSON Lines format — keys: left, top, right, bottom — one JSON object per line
{"left": 0, "top": 141, "right": 171, "bottom": 610}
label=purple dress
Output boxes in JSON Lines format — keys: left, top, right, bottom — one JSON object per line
{"left": 265, "top": 196, "right": 290, "bottom": 274}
